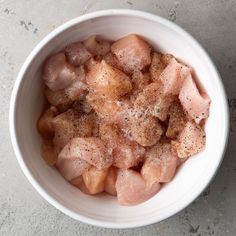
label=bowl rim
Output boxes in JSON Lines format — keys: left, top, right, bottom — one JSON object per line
{"left": 9, "top": 9, "right": 229, "bottom": 229}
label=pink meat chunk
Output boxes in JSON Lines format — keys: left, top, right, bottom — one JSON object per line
{"left": 52, "top": 109, "right": 95, "bottom": 150}
{"left": 130, "top": 116, "right": 163, "bottom": 147}
{"left": 99, "top": 123, "right": 145, "bottom": 169}
{"left": 141, "top": 143, "right": 178, "bottom": 186}
{"left": 58, "top": 137, "right": 112, "bottom": 169}
{"left": 103, "top": 52, "right": 123, "bottom": 70}
{"left": 70, "top": 176, "right": 90, "bottom": 194}
{"left": 159, "top": 58, "right": 191, "bottom": 95}
{"left": 111, "top": 34, "right": 151, "bottom": 73}
{"left": 57, "top": 157, "right": 91, "bottom": 181}
{"left": 82, "top": 166, "right": 108, "bottom": 194}
{"left": 134, "top": 82, "right": 173, "bottom": 121}
{"left": 179, "top": 74, "right": 211, "bottom": 123}
{"left": 172, "top": 121, "right": 206, "bottom": 158}
{"left": 86, "top": 60, "right": 132, "bottom": 99}
{"left": 43, "top": 52, "right": 77, "bottom": 91}
{"left": 64, "top": 42, "right": 92, "bottom": 66}
{"left": 166, "top": 100, "right": 187, "bottom": 138}
{"left": 116, "top": 169, "right": 161, "bottom": 206}
{"left": 104, "top": 167, "right": 118, "bottom": 196}
{"left": 83, "top": 35, "right": 111, "bottom": 56}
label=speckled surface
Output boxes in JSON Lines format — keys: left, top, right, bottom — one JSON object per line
{"left": 0, "top": 0, "right": 236, "bottom": 235}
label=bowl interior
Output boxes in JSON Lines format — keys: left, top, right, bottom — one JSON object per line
{"left": 12, "top": 11, "right": 228, "bottom": 228}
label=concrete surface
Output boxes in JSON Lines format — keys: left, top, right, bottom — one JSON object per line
{"left": 0, "top": 0, "right": 236, "bottom": 235}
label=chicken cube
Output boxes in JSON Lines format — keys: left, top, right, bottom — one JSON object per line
{"left": 104, "top": 167, "right": 118, "bottom": 196}
{"left": 111, "top": 34, "right": 151, "bottom": 73}
{"left": 179, "top": 74, "right": 211, "bottom": 123}
{"left": 37, "top": 106, "right": 58, "bottom": 138}
{"left": 64, "top": 42, "right": 92, "bottom": 66}
{"left": 86, "top": 60, "right": 132, "bottom": 99}
{"left": 141, "top": 143, "right": 178, "bottom": 186}
{"left": 43, "top": 52, "right": 77, "bottom": 91}
{"left": 116, "top": 169, "right": 161, "bottom": 206}
{"left": 82, "top": 166, "right": 108, "bottom": 194}
{"left": 172, "top": 121, "right": 206, "bottom": 158}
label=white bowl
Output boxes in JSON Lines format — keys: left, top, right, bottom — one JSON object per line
{"left": 9, "top": 9, "right": 229, "bottom": 228}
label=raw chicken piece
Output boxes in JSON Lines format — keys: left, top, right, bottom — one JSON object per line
{"left": 161, "top": 53, "right": 174, "bottom": 65}
{"left": 172, "top": 121, "right": 206, "bottom": 158}
{"left": 141, "top": 143, "right": 178, "bottom": 186}
{"left": 116, "top": 169, "right": 161, "bottom": 206}
{"left": 45, "top": 87, "right": 72, "bottom": 112}
{"left": 130, "top": 116, "right": 163, "bottom": 147}
{"left": 87, "top": 92, "right": 131, "bottom": 123}
{"left": 112, "top": 137, "right": 145, "bottom": 169}
{"left": 111, "top": 34, "right": 151, "bottom": 73}
{"left": 99, "top": 123, "right": 145, "bottom": 169}
{"left": 72, "top": 99, "right": 93, "bottom": 114}
{"left": 159, "top": 58, "right": 191, "bottom": 95}
{"left": 86, "top": 60, "right": 132, "bottom": 99}
{"left": 166, "top": 101, "right": 187, "bottom": 138}
{"left": 84, "top": 57, "right": 100, "bottom": 72}
{"left": 57, "top": 157, "right": 91, "bottom": 181}
{"left": 82, "top": 166, "right": 108, "bottom": 194}
{"left": 37, "top": 106, "right": 58, "bottom": 138}
{"left": 58, "top": 137, "right": 112, "bottom": 169}
{"left": 104, "top": 167, "right": 118, "bottom": 196}
{"left": 64, "top": 42, "right": 92, "bottom": 66}
{"left": 70, "top": 176, "right": 90, "bottom": 194}
{"left": 179, "top": 74, "right": 210, "bottom": 123}
{"left": 43, "top": 52, "right": 77, "bottom": 91}
{"left": 52, "top": 109, "right": 94, "bottom": 150}
{"left": 134, "top": 82, "right": 172, "bottom": 121}
{"left": 103, "top": 52, "right": 123, "bottom": 70}
{"left": 64, "top": 65, "right": 88, "bottom": 101}
{"left": 83, "top": 35, "right": 111, "bottom": 56}
{"left": 131, "top": 70, "right": 150, "bottom": 97}
{"left": 149, "top": 52, "right": 166, "bottom": 81}
{"left": 41, "top": 139, "right": 58, "bottom": 166}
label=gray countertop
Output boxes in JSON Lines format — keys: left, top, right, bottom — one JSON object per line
{"left": 0, "top": 0, "right": 236, "bottom": 235}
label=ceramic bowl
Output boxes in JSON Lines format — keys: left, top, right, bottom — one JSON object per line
{"left": 9, "top": 9, "right": 229, "bottom": 228}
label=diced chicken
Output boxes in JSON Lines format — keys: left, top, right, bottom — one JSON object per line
{"left": 57, "top": 157, "right": 91, "bottom": 181}
{"left": 179, "top": 74, "right": 211, "bottom": 123}
{"left": 103, "top": 52, "right": 123, "bottom": 70}
{"left": 72, "top": 99, "right": 93, "bottom": 114}
{"left": 64, "top": 66, "right": 88, "bottom": 101}
{"left": 58, "top": 137, "right": 112, "bottom": 169}
{"left": 130, "top": 116, "right": 163, "bottom": 147}
{"left": 112, "top": 137, "right": 145, "bottom": 169}
{"left": 82, "top": 166, "right": 108, "bottom": 194}
{"left": 52, "top": 109, "right": 94, "bottom": 150}
{"left": 70, "top": 176, "right": 90, "bottom": 194}
{"left": 111, "top": 34, "right": 151, "bottom": 73}
{"left": 43, "top": 52, "right": 77, "bottom": 91}
{"left": 159, "top": 58, "right": 191, "bottom": 95}
{"left": 99, "top": 122, "right": 145, "bottom": 169}
{"left": 131, "top": 70, "right": 150, "bottom": 97}
{"left": 45, "top": 87, "right": 72, "bottom": 112}
{"left": 116, "top": 169, "right": 161, "bottom": 206}
{"left": 86, "top": 60, "right": 132, "bottom": 99}
{"left": 64, "top": 42, "right": 92, "bottom": 66}
{"left": 161, "top": 53, "right": 174, "bottom": 65}
{"left": 37, "top": 106, "right": 58, "bottom": 138}
{"left": 104, "top": 167, "right": 118, "bottom": 196}
{"left": 84, "top": 57, "right": 100, "bottom": 72}
{"left": 134, "top": 82, "right": 172, "bottom": 121}
{"left": 141, "top": 143, "right": 178, "bottom": 186}
{"left": 166, "top": 101, "right": 187, "bottom": 138}
{"left": 172, "top": 121, "right": 206, "bottom": 158}
{"left": 87, "top": 92, "right": 131, "bottom": 123}
{"left": 41, "top": 139, "right": 58, "bottom": 166}
{"left": 83, "top": 35, "right": 111, "bottom": 56}
{"left": 149, "top": 52, "right": 166, "bottom": 81}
